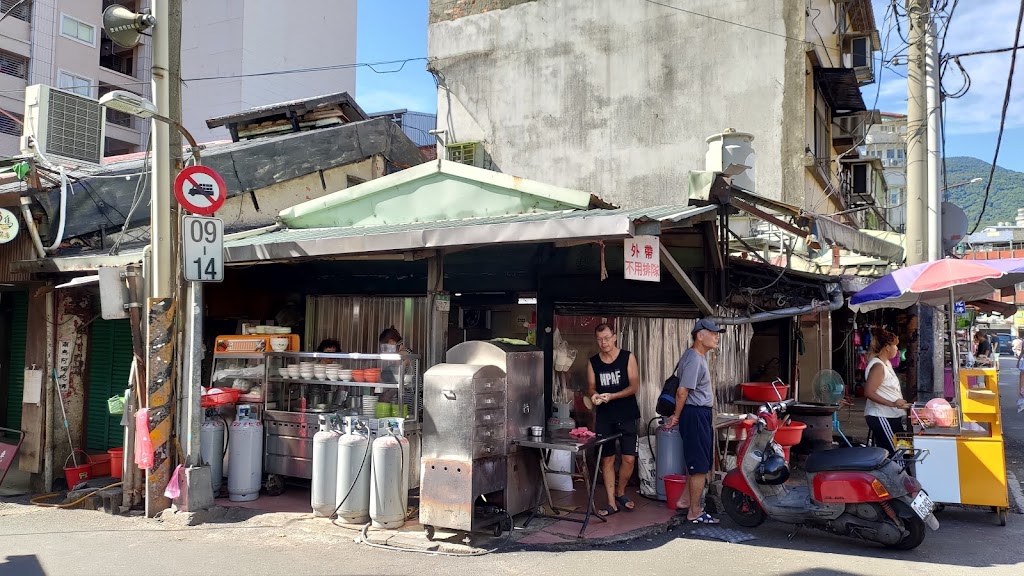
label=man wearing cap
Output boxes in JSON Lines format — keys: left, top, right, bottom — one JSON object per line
{"left": 666, "top": 318, "right": 725, "bottom": 524}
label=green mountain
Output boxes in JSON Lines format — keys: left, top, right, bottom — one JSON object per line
{"left": 944, "top": 157, "right": 1024, "bottom": 230}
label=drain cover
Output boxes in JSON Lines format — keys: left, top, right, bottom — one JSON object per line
{"left": 689, "top": 526, "right": 756, "bottom": 544}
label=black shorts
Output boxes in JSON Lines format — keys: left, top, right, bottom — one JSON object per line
{"left": 680, "top": 404, "right": 713, "bottom": 475}
{"left": 595, "top": 417, "right": 638, "bottom": 457}
{"left": 866, "top": 415, "right": 906, "bottom": 456}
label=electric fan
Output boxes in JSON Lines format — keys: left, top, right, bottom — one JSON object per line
{"left": 811, "top": 369, "right": 852, "bottom": 447}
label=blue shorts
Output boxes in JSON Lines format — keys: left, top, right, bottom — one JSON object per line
{"left": 680, "top": 404, "right": 713, "bottom": 475}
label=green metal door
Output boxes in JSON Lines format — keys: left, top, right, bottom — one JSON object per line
{"left": 5, "top": 291, "right": 28, "bottom": 431}
{"left": 86, "top": 319, "right": 133, "bottom": 451}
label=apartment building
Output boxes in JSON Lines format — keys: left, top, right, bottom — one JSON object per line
{"left": 862, "top": 112, "right": 908, "bottom": 231}
{"left": 0, "top": 0, "right": 356, "bottom": 158}
{"left": 428, "top": 0, "right": 884, "bottom": 218}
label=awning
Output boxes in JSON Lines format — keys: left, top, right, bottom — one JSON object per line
{"left": 55, "top": 275, "right": 99, "bottom": 289}
{"left": 815, "top": 68, "right": 867, "bottom": 115}
{"left": 967, "top": 299, "right": 1018, "bottom": 317}
{"left": 810, "top": 215, "right": 904, "bottom": 262}
{"left": 224, "top": 205, "right": 718, "bottom": 264}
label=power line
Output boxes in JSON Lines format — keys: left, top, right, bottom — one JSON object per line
{"left": 969, "top": 0, "right": 1024, "bottom": 235}
{"left": 0, "top": 0, "right": 29, "bottom": 24}
{"left": 948, "top": 44, "right": 1024, "bottom": 59}
{"left": 180, "top": 57, "right": 427, "bottom": 83}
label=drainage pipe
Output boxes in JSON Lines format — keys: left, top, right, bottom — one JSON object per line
{"left": 710, "top": 284, "right": 845, "bottom": 326}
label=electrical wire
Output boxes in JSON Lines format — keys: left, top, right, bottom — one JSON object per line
{"left": 0, "top": 0, "right": 29, "bottom": 25}
{"left": 968, "top": 0, "right": 1024, "bottom": 235}
{"left": 181, "top": 58, "right": 427, "bottom": 83}
{"left": 109, "top": 137, "right": 153, "bottom": 255}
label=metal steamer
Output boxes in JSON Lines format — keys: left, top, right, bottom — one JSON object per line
{"left": 261, "top": 352, "right": 422, "bottom": 492}
{"left": 419, "top": 341, "right": 544, "bottom": 537}
{"left": 445, "top": 341, "right": 545, "bottom": 516}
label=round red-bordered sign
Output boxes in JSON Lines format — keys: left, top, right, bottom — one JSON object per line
{"left": 173, "top": 165, "right": 227, "bottom": 216}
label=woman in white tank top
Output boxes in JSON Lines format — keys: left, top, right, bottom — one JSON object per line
{"left": 863, "top": 329, "right": 909, "bottom": 455}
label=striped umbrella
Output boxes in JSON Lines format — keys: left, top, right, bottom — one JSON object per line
{"left": 849, "top": 258, "right": 1024, "bottom": 313}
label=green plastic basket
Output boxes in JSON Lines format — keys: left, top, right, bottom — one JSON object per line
{"left": 107, "top": 395, "right": 125, "bottom": 415}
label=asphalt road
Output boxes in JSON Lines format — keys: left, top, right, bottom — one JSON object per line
{"left": 995, "top": 357, "right": 1024, "bottom": 484}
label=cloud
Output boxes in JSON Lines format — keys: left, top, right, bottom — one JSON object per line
{"left": 870, "top": 0, "right": 1024, "bottom": 136}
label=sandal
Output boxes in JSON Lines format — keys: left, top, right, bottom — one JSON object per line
{"left": 615, "top": 495, "right": 635, "bottom": 512}
{"left": 689, "top": 512, "right": 720, "bottom": 524}
{"left": 597, "top": 506, "right": 619, "bottom": 517}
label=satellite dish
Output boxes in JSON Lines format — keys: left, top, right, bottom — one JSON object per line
{"left": 941, "top": 202, "right": 969, "bottom": 254}
{"left": 102, "top": 5, "right": 157, "bottom": 49}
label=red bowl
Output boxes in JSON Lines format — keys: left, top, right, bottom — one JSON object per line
{"left": 773, "top": 421, "right": 806, "bottom": 447}
{"left": 741, "top": 382, "right": 790, "bottom": 402}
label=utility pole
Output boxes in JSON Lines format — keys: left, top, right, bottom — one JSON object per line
{"left": 145, "top": 0, "right": 179, "bottom": 517}
{"left": 925, "top": 9, "right": 944, "bottom": 261}
{"left": 905, "top": 0, "right": 929, "bottom": 266}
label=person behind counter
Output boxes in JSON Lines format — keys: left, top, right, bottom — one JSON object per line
{"left": 863, "top": 329, "right": 909, "bottom": 456}
{"left": 316, "top": 339, "right": 341, "bottom": 364}
{"left": 379, "top": 327, "right": 413, "bottom": 402}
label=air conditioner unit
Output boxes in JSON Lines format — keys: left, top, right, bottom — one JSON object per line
{"left": 445, "top": 141, "right": 485, "bottom": 168}
{"left": 20, "top": 84, "right": 105, "bottom": 166}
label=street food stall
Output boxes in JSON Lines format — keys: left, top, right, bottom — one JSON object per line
{"left": 911, "top": 368, "right": 1010, "bottom": 525}
{"left": 849, "top": 258, "right": 1022, "bottom": 525}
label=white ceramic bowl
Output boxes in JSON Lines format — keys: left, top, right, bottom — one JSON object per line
{"left": 286, "top": 366, "right": 300, "bottom": 378}
{"left": 299, "top": 371, "right": 314, "bottom": 380}
{"left": 277, "top": 367, "right": 289, "bottom": 378}
{"left": 270, "top": 337, "right": 289, "bottom": 352}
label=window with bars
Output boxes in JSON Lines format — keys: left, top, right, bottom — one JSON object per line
{"left": 1, "top": 0, "right": 32, "bottom": 23}
{"left": 0, "top": 110, "right": 23, "bottom": 136}
{"left": 0, "top": 49, "right": 28, "bottom": 79}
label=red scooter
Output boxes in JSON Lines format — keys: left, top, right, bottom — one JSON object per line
{"left": 722, "top": 401, "right": 939, "bottom": 550}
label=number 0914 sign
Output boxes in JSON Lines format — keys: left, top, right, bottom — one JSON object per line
{"left": 182, "top": 215, "right": 224, "bottom": 282}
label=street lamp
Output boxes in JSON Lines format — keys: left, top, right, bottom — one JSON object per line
{"left": 943, "top": 177, "right": 984, "bottom": 191}
{"left": 99, "top": 90, "right": 201, "bottom": 165}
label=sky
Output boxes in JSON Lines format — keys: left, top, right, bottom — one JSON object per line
{"left": 353, "top": 0, "right": 1023, "bottom": 170}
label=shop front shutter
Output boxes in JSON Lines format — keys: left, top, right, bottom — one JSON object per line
{"left": 5, "top": 291, "right": 28, "bottom": 431}
{"left": 86, "top": 319, "right": 133, "bottom": 451}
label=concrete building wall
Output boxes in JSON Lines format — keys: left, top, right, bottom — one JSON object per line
{"left": 428, "top": 0, "right": 816, "bottom": 209}
{"left": 181, "top": 0, "right": 358, "bottom": 143}
{"left": 864, "top": 114, "right": 908, "bottom": 230}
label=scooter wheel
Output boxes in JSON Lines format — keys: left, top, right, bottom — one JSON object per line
{"left": 721, "top": 487, "right": 767, "bottom": 528}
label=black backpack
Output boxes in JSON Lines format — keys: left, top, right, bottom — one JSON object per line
{"left": 655, "top": 374, "right": 680, "bottom": 416}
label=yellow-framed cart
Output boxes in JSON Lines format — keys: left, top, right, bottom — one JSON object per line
{"left": 912, "top": 368, "right": 1010, "bottom": 525}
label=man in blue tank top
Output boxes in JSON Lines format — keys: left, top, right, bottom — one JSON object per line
{"left": 586, "top": 323, "right": 640, "bottom": 515}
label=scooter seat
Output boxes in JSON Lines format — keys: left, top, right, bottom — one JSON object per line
{"left": 804, "top": 446, "right": 888, "bottom": 473}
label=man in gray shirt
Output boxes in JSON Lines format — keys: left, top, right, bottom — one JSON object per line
{"left": 666, "top": 318, "right": 724, "bottom": 524}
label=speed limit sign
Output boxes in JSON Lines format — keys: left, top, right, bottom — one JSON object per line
{"left": 182, "top": 215, "right": 224, "bottom": 282}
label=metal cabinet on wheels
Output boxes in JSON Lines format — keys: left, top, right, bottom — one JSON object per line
{"left": 445, "top": 340, "right": 545, "bottom": 517}
{"left": 420, "top": 364, "right": 511, "bottom": 538}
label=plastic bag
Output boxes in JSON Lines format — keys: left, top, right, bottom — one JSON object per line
{"left": 134, "top": 408, "right": 154, "bottom": 469}
{"left": 545, "top": 450, "right": 574, "bottom": 492}
{"left": 1016, "top": 397, "right": 1024, "bottom": 413}
{"left": 164, "top": 464, "right": 183, "bottom": 499}
{"left": 637, "top": 435, "right": 657, "bottom": 498}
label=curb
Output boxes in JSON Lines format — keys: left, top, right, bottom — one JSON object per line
{"left": 1007, "top": 471, "right": 1024, "bottom": 514}
{"left": 512, "top": 515, "right": 686, "bottom": 551}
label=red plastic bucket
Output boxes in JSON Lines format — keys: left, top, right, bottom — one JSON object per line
{"left": 63, "top": 451, "right": 91, "bottom": 488}
{"left": 664, "top": 474, "right": 688, "bottom": 510}
{"left": 108, "top": 447, "right": 124, "bottom": 479}
{"left": 88, "top": 453, "right": 112, "bottom": 477}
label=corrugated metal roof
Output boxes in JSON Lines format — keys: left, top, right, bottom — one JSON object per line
{"left": 225, "top": 204, "right": 716, "bottom": 249}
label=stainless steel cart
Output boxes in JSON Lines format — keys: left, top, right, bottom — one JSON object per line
{"left": 261, "top": 352, "right": 422, "bottom": 492}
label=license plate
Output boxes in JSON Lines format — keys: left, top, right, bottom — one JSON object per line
{"left": 911, "top": 491, "right": 934, "bottom": 519}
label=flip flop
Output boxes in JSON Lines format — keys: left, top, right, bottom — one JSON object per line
{"left": 597, "top": 506, "right": 619, "bottom": 517}
{"left": 689, "top": 512, "right": 720, "bottom": 524}
{"left": 615, "top": 495, "right": 635, "bottom": 512}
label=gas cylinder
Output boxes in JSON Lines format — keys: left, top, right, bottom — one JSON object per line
{"left": 311, "top": 415, "right": 341, "bottom": 517}
{"left": 200, "top": 410, "right": 225, "bottom": 495}
{"left": 336, "top": 421, "right": 372, "bottom": 523}
{"left": 228, "top": 405, "right": 263, "bottom": 502}
{"left": 369, "top": 424, "right": 410, "bottom": 529}
{"left": 656, "top": 419, "right": 684, "bottom": 501}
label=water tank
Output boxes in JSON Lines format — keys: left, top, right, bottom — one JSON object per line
{"left": 655, "top": 419, "right": 684, "bottom": 501}
{"left": 227, "top": 405, "right": 263, "bottom": 502}
{"left": 336, "top": 424, "right": 373, "bottom": 523}
{"left": 369, "top": 428, "right": 410, "bottom": 529}
{"left": 200, "top": 412, "right": 225, "bottom": 496}
{"left": 706, "top": 129, "right": 756, "bottom": 192}
{"left": 311, "top": 415, "right": 341, "bottom": 517}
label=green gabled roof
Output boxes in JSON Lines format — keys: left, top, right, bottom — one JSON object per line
{"left": 278, "top": 160, "right": 609, "bottom": 229}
